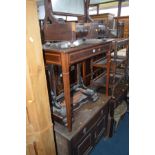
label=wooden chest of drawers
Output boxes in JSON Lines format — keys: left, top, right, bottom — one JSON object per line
{"left": 54, "top": 95, "right": 111, "bottom": 155}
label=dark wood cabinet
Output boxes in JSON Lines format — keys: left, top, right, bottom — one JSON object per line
{"left": 54, "top": 94, "right": 110, "bottom": 155}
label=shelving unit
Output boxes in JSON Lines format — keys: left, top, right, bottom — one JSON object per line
{"left": 92, "top": 73, "right": 124, "bottom": 88}
{"left": 91, "top": 38, "right": 129, "bottom": 96}
{"left": 90, "top": 44, "right": 112, "bottom": 96}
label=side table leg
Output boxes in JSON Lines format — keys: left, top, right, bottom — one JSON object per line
{"left": 82, "top": 62, "right": 86, "bottom": 85}
{"left": 61, "top": 53, "right": 72, "bottom": 131}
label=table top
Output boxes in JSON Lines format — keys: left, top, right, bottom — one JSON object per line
{"left": 43, "top": 38, "right": 115, "bottom": 53}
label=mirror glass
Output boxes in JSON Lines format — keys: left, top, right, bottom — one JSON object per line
{"left": 52, "top": 0, "right": 84, "bottom": 15}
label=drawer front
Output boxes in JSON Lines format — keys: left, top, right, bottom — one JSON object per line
{"left": 45, "top": 52, "right": 61, "bottom": 65}
{"left": 100, "top": 44, "right": 110, "bottom": 53}
{"left": 72, "top": 104, "right": 108, "bottom": 145}
{"left": 94, "top": 116, "right": 106, "bottom": 143}
{"left": 73, "top": 115, "right": 107, "bottom": 155}
{"left": 74, "top": 134, "right": 93, "bottom": 155}
{"left": 69, "top": 44, "right": 110, "bottom": 64}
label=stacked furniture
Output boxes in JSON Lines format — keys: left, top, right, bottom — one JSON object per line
{"left": 107, "top": 38, "right": 129, "bottom": 137}
{"left": 91, "top": 38, "right": 128, "bottom": 96}
{"left": 43, "top": 38, "right": 114, "bottom": 155}
{"left": 90, "top": 13, "right": 114, "bottom": 28}
{"left": 44, "top": 39, "right": 114, "bottom": 131}
{"left": 54, "top": 95, "right": 110, "bottom": 155}
{"left": 42, "top": 1, "right": 129, "bottom": 154}
{"left": 89, "top": 38, "right": 129, "bottom": 137}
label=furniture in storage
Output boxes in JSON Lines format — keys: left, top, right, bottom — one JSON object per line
{"left": 89, "top": 38, "right": 129, "bottom": 138}
{"left": 106, "top": 83, "right": 128, "bottom": 137}
{"left": 90, "top": 13, "right": 115, "bottom": 38}
{"left": 43, "top": 39, "right": 113, "bottom": 131}
{"left": 91, "top": 38, "right": 129, "bottom": 97}
{"left": 90, "top": 13, "right": 115, "bottom": 30}
{"left": 114, "top": 16, "right": 129, "bottom": 38}
{"left": 110, "top": 38, "right": 129, "bottom": 96}
{"left": 54, "top": 95, "right": 111, "bottom": 155}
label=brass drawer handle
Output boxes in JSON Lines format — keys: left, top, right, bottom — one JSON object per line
{"left": 92, "top": 49, "right": 96, "bottom": 53}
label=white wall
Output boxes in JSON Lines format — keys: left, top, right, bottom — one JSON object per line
{"left": 38, "top": 5, "right": 45, "bottom": 19}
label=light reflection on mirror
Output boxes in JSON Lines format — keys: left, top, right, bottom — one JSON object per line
{"left": 52, "top": 0, "right": 84, "bottom": 15}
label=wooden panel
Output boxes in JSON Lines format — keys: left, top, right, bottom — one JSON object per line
{"left": 26, "top": 0, "right": 56, "bottom": 155}
{"left": 77, "top": 134, "right": 93, "bottom": 155}
{"left": 44, "top": 22, "right": 76, "bottom": 42}
{"left": 55, "top": 133, "right": 71, "bottom": 155}
{"left": 90, "top": 13, "right": 114, "bottom": 29}
{"left": 114, "top": 16, "right": 129, "bottom": 38}
{"left": 90, "top": 13, "right": 114, "bottom": 20}
{"left": 72, "top": 105, "right": 107, "bottom": 145}
{"left": 95, "top": 116, "right": 106, "bottom": 142}
{"left": 45, "top": 52, "right": 61, "bottom": 65}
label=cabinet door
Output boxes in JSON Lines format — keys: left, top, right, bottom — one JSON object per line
{"left": 74, "top": 133, "right": 93, "bottom": 155}
{"left": 94, "top": 116, "right": 106, "bottom": 143}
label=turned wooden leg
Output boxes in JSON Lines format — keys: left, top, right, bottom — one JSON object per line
{"left": 90, "top": 58, "right": 93, "bottom": 82}
{"left": 61, "top": 53, "right": 72, "bottom": 131}
{"left": 111, "top": 64, "right": 116, "bottom": 97}
{"left": 77, "top": 63, "right": 81, "bottom": 85}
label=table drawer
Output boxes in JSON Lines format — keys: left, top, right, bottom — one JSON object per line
{"left": 69, "top": 44, "right": 110, "bottom": 64}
